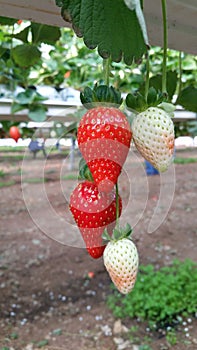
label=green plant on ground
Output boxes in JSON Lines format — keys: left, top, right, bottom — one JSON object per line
{"left": 174, "top": 157, "right": 197, "bottom": 164}
{"left": 0, "top": 180, "right": 16, "bottom": 188}
{"left": 107, "top": 259, "right": 197, "bottom": 329}
{"left": 0, "top": 170, "right": 6, "bottom": 177}
{"left": 166, "top": 329, "right": 177, "bottom": 346}
{"left": 139, "top": 345, "right": 153, "bottom": 350}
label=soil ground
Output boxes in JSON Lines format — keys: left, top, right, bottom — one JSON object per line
{"left": 0, "top": 146, "right": 197, "bottom": 350}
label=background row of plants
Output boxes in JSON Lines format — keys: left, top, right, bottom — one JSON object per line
{"left": 0, "top": 16, "right": 196, "bottom": 138}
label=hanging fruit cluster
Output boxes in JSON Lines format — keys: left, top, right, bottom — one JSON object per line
{"left": 66, "top": 0, "right": 175, "bottom": 295}
{"left": 69, "top": 82, "right": 175, "bottom": 294}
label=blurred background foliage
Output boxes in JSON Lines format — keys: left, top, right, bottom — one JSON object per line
{"left": 0, "top": 18, "right": 196, "bottom": 93}
{"left": 0, "top": 17, "right": 196, "bottom": 136}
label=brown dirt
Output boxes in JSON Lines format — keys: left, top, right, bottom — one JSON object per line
{"left": 0, "top": 147, "right": 197, "bottom": 350}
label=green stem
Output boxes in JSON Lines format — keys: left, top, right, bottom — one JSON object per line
{"left": 115, "top": 182, "right": 119, "bottom": 225}
{"left": 178, "top": 51, "right": 183, "bottom": 96}
{"left": 144, "top": 52, "right": 150, "bottom": 102}
{"left": 103, "top": 58, "right": 111, "bottom": 87}
{"left": 161, "top": 0, "right": 168, "bottom": 95}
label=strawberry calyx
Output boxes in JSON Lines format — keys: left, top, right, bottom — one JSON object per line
{"left": 102, "top": 223, "right": 132, "bottom": 243}
{"left": 80, "top": 84, "right": 123, "bottom": 109}
{"left": 78, "top": 158, "right": 94, "bottom": 182}
{"left": 157, "top": 102, "right": 176, "bottom": 117}
{"left": 126, "top": 87, "right": 175, "bottom": 116}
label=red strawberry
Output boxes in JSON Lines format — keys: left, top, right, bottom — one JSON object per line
{"left": 9, "top": 126, "right": 21, "bottom": 142}
{"left": 69, "top": 181, "right": 122, "bottom": 259}
{"left": 77, "top": 107, "right": 132, "bottom": 192}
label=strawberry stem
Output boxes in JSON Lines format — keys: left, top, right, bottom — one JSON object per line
{"left": 103, "top": 58, "right": 111, "bottom": 87}
{"left": 161, "top": 0, "right": 168, "bottom": 96}
{"left": 115, "top": 182, "right": 120, "bottom": 225}
{"left": 144, "top": 51, "right": 150, "bottom": 102}
{"left": 178, "top": 51, "right": 183, "bottom": 96}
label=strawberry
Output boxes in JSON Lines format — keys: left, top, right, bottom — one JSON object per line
{"left": 132, "top": 107, "right": 174, "bottom": 172}
{"left": 69, "top": 181, "right": 122, "bottom": 259}
{"left": 77, "top": 107, "right": 132, "bottom": 192}
{"left": 103, "top": 232, "right": 139, "bottom": 294}
{"left": 9, "top": 126, "right": 21, "bottom": 142}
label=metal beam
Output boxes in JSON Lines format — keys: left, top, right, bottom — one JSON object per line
{"left": 0, "top": 98, "right": 196, "bottom": 122}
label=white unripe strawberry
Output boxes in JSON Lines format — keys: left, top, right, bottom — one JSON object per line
{"left": 103, "top": 238, "right": 139, "bottom": 294}
{"left": 132, "top": 107, "right": 174, "bottom": 172}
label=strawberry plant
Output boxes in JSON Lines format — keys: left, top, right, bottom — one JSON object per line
{"left": 11, "top": 87, "right": 48, "bottom": 122}
{"left": 68, "top": 0, "right": 178, "bottom": 295}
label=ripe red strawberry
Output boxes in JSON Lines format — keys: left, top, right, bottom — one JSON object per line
{"left": 9, "top": 126, "right": 21, "bottom": 142}
{"left": 77, "top": 107, "right": 132, "bottom": 192}
{"left": 69, "top": 181, "right": 122, "bottom": 259}
{"left": 132, "top": 107, "right": 174, "bottom": 172}
{"left": 103, "top": 236, "right": 139, "bottom": 294}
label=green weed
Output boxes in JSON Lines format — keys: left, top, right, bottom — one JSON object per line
{"left": 174, "top": 157, "right": 197, "bottom": 164}
{"left": 24, "top": 177, "right": 44, "bottom": 184}
{"left": 166, "top": 329, "right": 177, "bottom": 345}
{"left": 107, "top": 259, "right": 197, "bottom": 329}
{"left": 0, "top": 180, "right": 16, "bottom": 188}
{"left": 61, "top": 174, "right": 78, "bottom": 180}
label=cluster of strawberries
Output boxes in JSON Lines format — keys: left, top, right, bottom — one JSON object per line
{"left": 69, "top": 105, "right": 174, "bottom": 294}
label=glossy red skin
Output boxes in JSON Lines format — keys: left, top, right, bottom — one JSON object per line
{"left": 9, "top": 126, "right": 21, "bottom": 142}
{"left": 77, "top": 107, "right": 132, "bottom": 193}
{"left": 69, "top": 181, "right": 122, "bottom": 259}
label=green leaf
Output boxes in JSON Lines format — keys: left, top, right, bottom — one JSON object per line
{"left": 126, "top": 93, "right": 137, "bottom": 111}
{"left": 37, "top": 339, "right": 49, "bottom": 348}
{"left": 52, "top": 328, "right": 62, "bottom": 336}
{"left": 80, "top": 85, "right": 123, "bottom": 107}
{"left": 15, "top": 89, "right": 36, "bottom": 105}
{"left": 10, "top": 332, "right": 18, "bottom": 339}
{"left": 136, "top": 92, "right": 146, "bottom": 110}
{"left": 102, "top": 228, "right": 111, "bottom": 242}
{"left": 124, "top": 0, "right": 149, "bottom": 46}
{"left": 33, "top": 92, "right": 48, "bottom": 103}
{"left": 11, "top": 102, "right": 27, "bottom": 114}
{"left": 59, "top": 0, "right": 147, "bottom": 64}
{"left": 11, "top": 44, "right": 41, "bottom": 67}
{"left": 124, "top": 223, "right": 132, "bottom": 236}
{"left": 147, "top": 87, "right": 157, "bottom": 105}
{"left": 11, "top": 26, "right": 30, "bottom": 43}
{"left": 79, "top": 158, "right": 94, "bottom": 181}
{"left": 148, "top": 71, "right": 178, "bottom": 101}
{"left": 176, "top": 86, "right": 197, "bottom": 112}
{"left": 182, "top": 57, "right": 197, "bottom": 71}
{"left": 31, "top": 23, "right": 61, "bottom": 44}
{"left": 0, "top": 16, "right": 18, "bottom": 25}
{"left": 158, "top": 102, "right": 176, "bottom": 117}
{"left": 56, "top": 0, "right": 64, "bottom": 6}
{"left": 113, "top": 228, "right": 121, "bottom": 240}
{"left": 0, "top": 47, "right": 8, "bottom": 58}
{"left": 28, "top": 105, "right": 47, "bottom": 122}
